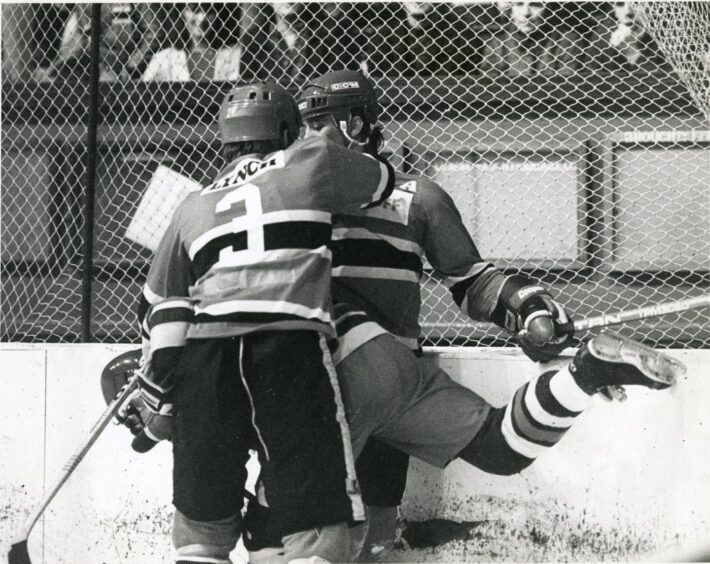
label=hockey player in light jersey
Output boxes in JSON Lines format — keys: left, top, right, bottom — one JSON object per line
{"left": 294, "top": 69, "right": 576, "bottom": 559}
{"left": 136, "top": 81, "right": 395, "bottom": 564}
{"left": 128, "top": 76, "right": 684, "bottom": 564}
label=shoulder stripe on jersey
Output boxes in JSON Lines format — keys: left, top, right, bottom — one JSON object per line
{"left": 195, "top": 299, "right": 331, "bottom": 323}
{"left": 332, "top": 265, "right": 420, "bottom": 283}
{"left": 189, "top": 209, "right": 332, "bottom": 260}
{"left": 362, "top": 158, "right": 395, "bottom": 208}
{"left": 332, "top": 239, "right": 422, "bottom": 272}
{"left": 332, "top": 227, "right": 422, "bottom": 255}
{"left": 193, "top": 220, "right": 332, "bottom": 277}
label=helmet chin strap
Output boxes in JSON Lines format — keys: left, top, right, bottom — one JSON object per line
{"left": 338, "top": 119, "right": 367, "bottom": 151}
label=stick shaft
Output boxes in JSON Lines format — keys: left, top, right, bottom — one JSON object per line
{"left": 572, "top": 295, "right": 710, "bottom": 332}
{"left": 12, "top": 375, "right": 139, "bottom": 544}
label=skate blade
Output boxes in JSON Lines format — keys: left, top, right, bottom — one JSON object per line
{"left": 594, "top": 330, "right": 685, "bottom": 387}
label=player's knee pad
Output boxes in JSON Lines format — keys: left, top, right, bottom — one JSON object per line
{"left": 173, "top": 508, "right": 241, "bottom": 563}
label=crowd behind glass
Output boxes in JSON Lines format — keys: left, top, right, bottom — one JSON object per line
{"left": 1, "top": 2, "right": 670, "bottom": 87}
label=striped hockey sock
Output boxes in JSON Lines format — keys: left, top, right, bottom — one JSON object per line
{"left": 458, "top": 367, "right": 592, "bottom": 475}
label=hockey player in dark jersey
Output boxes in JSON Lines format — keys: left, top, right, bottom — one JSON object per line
{"left": 136, "top": 81, "right": 396, "bottom": 564}
{"left": 293, "top": 69, "right": 578, "bottom": 560}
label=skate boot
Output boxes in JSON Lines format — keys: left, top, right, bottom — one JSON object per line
{"left": 570, "top": 330, "right": 685, "bottom": 396}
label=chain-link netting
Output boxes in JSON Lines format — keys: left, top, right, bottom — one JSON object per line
{"left": 1, "top": 2, "right": 708, "bottom": 346}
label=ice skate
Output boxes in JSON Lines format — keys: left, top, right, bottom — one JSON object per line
{"left": 570, "top": 330, "right": 685, "bottom": 395}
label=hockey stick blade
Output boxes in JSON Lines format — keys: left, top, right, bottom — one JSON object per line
{"left": 7, "top": 369, "right": 140, "bottom": 564}
{"left": 558, "top": 294, "right": 710, "bottom": 334}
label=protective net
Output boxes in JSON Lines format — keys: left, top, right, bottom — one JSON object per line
{"left": 1, "top": 2, "right": 708, "bottom": 346}
{"left": 633, "top": 1, "right": 710, "bottom": 123}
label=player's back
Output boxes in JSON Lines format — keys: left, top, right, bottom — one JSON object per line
{"left": 332, "top": 170, "right": 490, "bottom": 349}
{"left": 150, "top": 136, "right": 394, "bottom": 340}
{"left": 332, "top": 172, "right": 428, "bottom": 349}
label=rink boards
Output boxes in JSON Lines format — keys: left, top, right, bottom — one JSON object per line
{"left": 1, "top": 344, "right": 708, "bottom": 563}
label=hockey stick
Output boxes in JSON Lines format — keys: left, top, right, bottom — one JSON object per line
{"left": 7, "top": 371, "right": 140, "bottom": 564}
{"left": 558, "top": 294, "right": 710, "bottom": 334}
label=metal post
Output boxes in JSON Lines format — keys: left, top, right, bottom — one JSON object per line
{"left": 81, "top": 4, "right": 102, "bottom": 341}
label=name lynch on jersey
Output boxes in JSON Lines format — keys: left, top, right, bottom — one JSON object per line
{"left": 205, "top": 152, "right": 285, "bottom": 193}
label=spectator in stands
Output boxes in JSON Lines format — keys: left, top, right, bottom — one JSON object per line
{"left": 240, "top": 2, "right": 362, "bottom": 87}
{"left": 241, "top": 2, "right": 332, "bottom": 87}
{"left": 586, "top": 2, "right": 671, "bottom": 73}
{"left": 29, "top": 4, "right": 71, "bottom": 82}
{"left": 123, "top": 4, "right": 166, "bottom": 80}
{"left": 480, "top": 1, "right": 581, "bottom": 77}
{"left": 1, "top": 4, "right": 68, "bottom": 83}
{"left": 309, "top": 2, "right": 365, "bottom": 76}
{"left": 354, "top": 2, "right": 410, "bottom": 76}
{"left": 47, "top": 4, "right": 137, "bottom": 83}
{"left": 271, "top": 2, "right": 319, "bottom": 84}
{"left": 397, "top": 2, "right": 483, "bottom": 76}
{"left": 142, "top": 3, "right": 241, "bottom": 82}
{"left": 238, "top": 3, "right": 279, "bottom": 82}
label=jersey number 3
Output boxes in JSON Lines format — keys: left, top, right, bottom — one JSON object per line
{"left": 215, "top": 182, "right": 264, "bottom": 265}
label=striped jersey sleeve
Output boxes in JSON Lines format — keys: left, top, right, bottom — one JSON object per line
{"left": 138, "top": 200, "right": 193, "bottom": 330}
{"left": 139, "top": 297, "right": 194, "bottom": 415}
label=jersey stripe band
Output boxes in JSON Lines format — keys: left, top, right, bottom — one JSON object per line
{"left": 195, "top": 299, "right": 332, "bottom": 322}
{"left": 332, "top": 265, "right": 420, "bottom": 283}
{"left": 189, "top": 209, "right": 332, "bottom": 260}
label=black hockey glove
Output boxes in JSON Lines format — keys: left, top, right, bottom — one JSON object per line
{"left": 492, "top": 275, "right": 574, "bottom": 363}
{"left": 517, "top": 298, "right": 575, "bottom": 363}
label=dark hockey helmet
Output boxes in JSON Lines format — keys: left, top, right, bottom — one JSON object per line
{"left": 297, "top": 70, "right": 380, "bottom": 126}
{"left": 219, "top": 82, "right": 301, "bottom": 144}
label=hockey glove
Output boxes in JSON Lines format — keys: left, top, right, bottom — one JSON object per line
{"left": 517, "top": 298, "right": 575, "bottom": 363}
{"left": 492, "top": 276, "right": 574, "bottom": 363}
{"left": 122, "top": 389, "right": 172, "bottom": 453}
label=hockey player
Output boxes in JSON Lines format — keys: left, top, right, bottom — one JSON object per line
{"left": 136, "top": 81, "right": 396, "bottom": 564}
{"left": 294, "top": 69, "right": 575, "bottom": 560}
{"left": 233, "top": 70, "right": 684, "bottom": 563}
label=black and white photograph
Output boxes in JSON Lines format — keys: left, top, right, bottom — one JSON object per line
{"left": 1, "top": 1, "right": 709, "bottom": 563}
